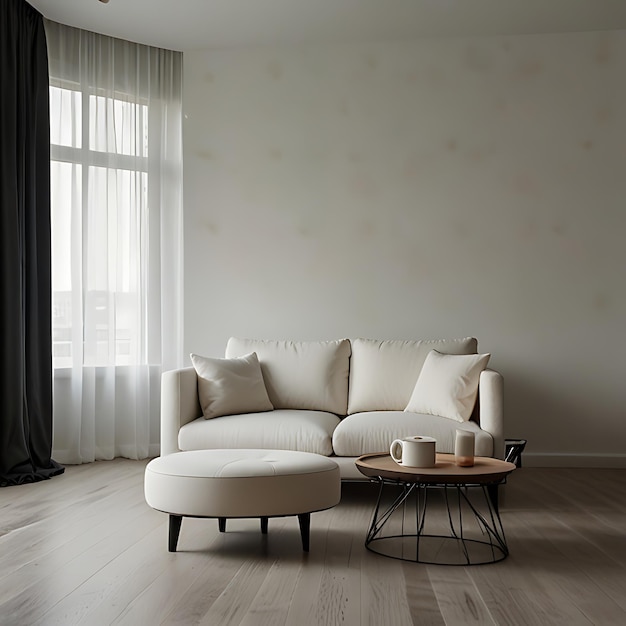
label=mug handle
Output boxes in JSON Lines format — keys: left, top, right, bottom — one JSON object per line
{"left": 390, "top": 439, "right": 403, "bottom": 464}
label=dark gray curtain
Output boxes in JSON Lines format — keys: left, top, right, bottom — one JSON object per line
{"left": 0, "top": 0, "right": 63, "bottom": 486}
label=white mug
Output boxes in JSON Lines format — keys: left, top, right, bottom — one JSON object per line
{"left": 389, "top": 436, "right": 436, "bottom": 468}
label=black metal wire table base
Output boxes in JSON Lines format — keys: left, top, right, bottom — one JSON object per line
{"left": 365, "top": 478, "right": 509, "bottom": 565}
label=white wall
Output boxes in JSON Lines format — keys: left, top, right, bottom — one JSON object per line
{"left": 183, "top": 30, "right": 626, "bottom": 467}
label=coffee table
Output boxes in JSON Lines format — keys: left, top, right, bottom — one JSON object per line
{"left": 356, "top": 453, "right": 516, "bottom": 565}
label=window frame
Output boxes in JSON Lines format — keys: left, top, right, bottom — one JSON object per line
{"left": 49, "top": 78, "right": 151, "bottom": 369}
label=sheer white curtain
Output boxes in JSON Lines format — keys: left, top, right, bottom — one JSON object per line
{"left": 45, "top": 21, "right": 183, "bottom": 463}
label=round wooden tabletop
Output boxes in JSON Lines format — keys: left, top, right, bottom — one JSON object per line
{"left": 355, "top": 453, "right": 516, "bottom": 485}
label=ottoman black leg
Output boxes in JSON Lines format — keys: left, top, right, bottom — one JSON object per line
{"left": 169, "top": 515, "right": 183, "bottom": 552}
{"left": 260, "top": 517, "right": 268, "bottom": 534}
{"left": 298, "top": 513, "right": 310, "bottom": 552}
{"left": 218, "top": 517, "right": 226, "bottom": 532}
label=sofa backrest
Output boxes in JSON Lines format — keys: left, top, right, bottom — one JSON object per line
{"left": 348, "top": 337, "right": 478, "bottom": 414}
{"left": 225, "top": 338, "right": 352, "bottom": 415}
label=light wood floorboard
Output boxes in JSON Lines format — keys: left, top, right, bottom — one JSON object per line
{"left": 1, "top": 460, "right": 625, "bottom": 625}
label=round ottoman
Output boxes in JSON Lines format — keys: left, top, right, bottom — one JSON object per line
{"left": 144, "top": 449, "right": 341, "bottom": 552}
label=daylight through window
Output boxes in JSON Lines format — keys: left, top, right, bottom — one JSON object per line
{"left": 50, "top": 84, "right": 149, "bottom": 368}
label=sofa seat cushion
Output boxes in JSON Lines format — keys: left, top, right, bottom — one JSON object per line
{"left": 332, "top": 411, "right": 493, "bottom": 457}
{"left": 178, "top": 409, "right": 341, "bottom": 456}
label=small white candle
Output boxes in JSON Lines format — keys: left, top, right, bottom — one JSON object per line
{"left": 455, "top": 430, "right": 475, "bottom": 467}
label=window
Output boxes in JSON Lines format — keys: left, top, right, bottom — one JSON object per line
{"left": 50, "top": 84, "right": 150, "bottom": 368}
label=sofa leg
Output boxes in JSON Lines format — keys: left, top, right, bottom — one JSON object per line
{"left": 298, "top": 513, "right": 310, "bottom": 552}
{"left": 169, "top": 515, "right": 183, "bottom": 552}
{"left": 260, "top": 517, "right": 268, "bottom": 534}
{"left": 218, "top": 517, "right": 226, "bottom": 532}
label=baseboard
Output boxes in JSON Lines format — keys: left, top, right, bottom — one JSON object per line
{"left": 522, "top": 452, "right": 626, "bottom": 468}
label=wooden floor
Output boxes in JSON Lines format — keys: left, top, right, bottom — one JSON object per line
{"left": 1, "top": 460, "right": 626, "bottom": 626}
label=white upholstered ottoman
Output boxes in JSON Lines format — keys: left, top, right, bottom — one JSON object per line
{"left": 144, "top": 449, "right": 341, "bottom": 552}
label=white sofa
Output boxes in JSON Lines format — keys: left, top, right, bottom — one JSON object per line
{"left": 161, "top": 337, "right": 503, "bottom": 480}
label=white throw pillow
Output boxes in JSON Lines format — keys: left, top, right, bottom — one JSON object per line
{"left": 190, "top": 352, "right": 274, "bottom": 420}
{"left": 404, "top": 350, "right": 490, "bottom": 422}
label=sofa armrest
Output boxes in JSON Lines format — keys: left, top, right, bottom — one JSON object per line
{"left": 478, "top": 369, "right": 504, "bottom": 459}
{"left": 160, "top": 367, "right": 202, "bottom": 456}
